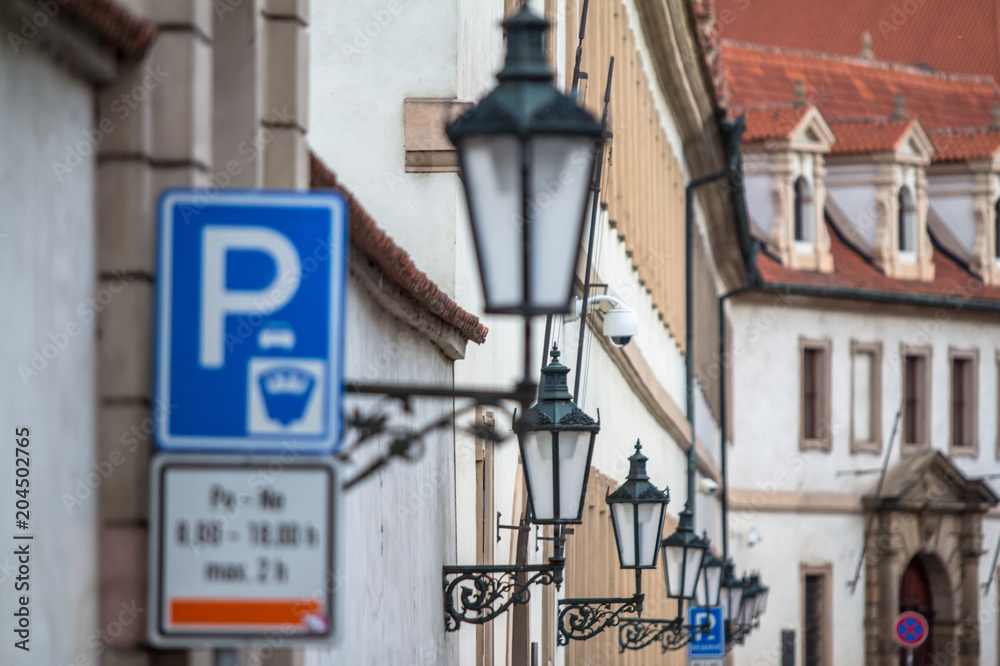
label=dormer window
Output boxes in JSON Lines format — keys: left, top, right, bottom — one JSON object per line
{"left": 794, "top": 176, "right": 814, "bottom": 243}
{"left": 898, "top": 186, "right": 916, "bottom": 254}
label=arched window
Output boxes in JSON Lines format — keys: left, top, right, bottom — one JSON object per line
{"left": 994, "top": 198, "right": 1000, "bottom": 260}
{"left": 794, "top": 176, "right": 813, "bottom": 242}
{"left": 898, "top": 186, "right": 916, "bottom": 252}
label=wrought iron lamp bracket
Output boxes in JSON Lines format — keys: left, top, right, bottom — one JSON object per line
{"left": 556, "top": 594, "right": 644, "bottom": 645}
{"left": 341, "top": 380, "right": 536, "bottom": 489}
{"left": 724, "top": 620, "right": 754, "bottom": 651}
{"left": 618, "top": 616, "right": 713, "bottom": 653}
{"left": 443, "top": 562, "right": 561, "bottom": 631}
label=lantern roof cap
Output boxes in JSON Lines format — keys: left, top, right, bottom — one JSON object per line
{"left": 607, "top": 440, "right": 670, "bottom": 504}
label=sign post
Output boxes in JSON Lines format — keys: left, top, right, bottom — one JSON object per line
{"left": 893, "top": 610, "right": 928, "bottom": 666}
{"left": 689, "top": 605, "right": 726, "bottom": 665}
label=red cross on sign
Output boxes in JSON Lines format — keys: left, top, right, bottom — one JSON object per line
{"left": 894, "top": 611, "right": 929, "bottom": 648}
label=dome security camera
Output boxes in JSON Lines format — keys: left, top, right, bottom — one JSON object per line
{"left": 698, "top": 478, "right": 719, "bottom": 495}
{"left": 603, "top": 304, "right": 637, "bottom": 347}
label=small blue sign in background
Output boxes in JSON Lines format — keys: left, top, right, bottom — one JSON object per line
{"left": 688, "top": 605, "right": 726, "bottom": 658}
{"left": 155, "top": 189, "right": 347, "bottom": 454}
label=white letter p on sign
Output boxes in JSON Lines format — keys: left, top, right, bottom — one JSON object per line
{"left": 199, "top": 226, "right": 301, "bottom": 368}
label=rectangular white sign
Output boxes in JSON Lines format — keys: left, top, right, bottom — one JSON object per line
{"left": 149, "top": 456, "right": 338, "bottom": 647}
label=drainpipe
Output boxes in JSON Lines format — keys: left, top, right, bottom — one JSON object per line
{"left": 717, "top": 243, "right": 759, "bottom": 563}
{"left": 684, "top": 117, "right": 746, "bottom": 524}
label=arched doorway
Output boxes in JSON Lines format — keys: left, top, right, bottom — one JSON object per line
{"left": 899, "top": 556, "right": 934, "bottom": 665}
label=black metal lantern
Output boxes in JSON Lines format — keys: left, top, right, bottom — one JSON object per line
{"left": 446, "top": 8, "right": 604, "bottom": 315}
{"left": 743, "top": 572, "right": 765, "bottom": 624}
{"left": 695, "top": 537, "right": 724, "bottom": 608}
{"left": 660, "top": 506, "right": 707, "bottom": 599}
{"left": 720, "top": 560, "right": 746, "bottom": 624}
{"left": 518, "top": 346, "right": 600, "bottom": 524}
{"left": 607, "top": 441, "right": 670, "bottom": 569}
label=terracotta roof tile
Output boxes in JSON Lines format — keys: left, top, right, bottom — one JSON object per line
{"left": 309, "top": 152, "right": 488, "bottom": 344}
{"left": 62, "top": 0, "right": 156, "bottom": 58}
{"left": 741, "top": 104, "right": 813, "bottom": 142}
{"left": 757, "top": 217, "right": 1000, "bottom": 303}
{"left": 826, "top": 118, "right": 914, "bottom": 155}
{"left": 721, "top": 41, "right": 1000, "bottom": 131}
{"left": 716, "top": 0, "right": 1000, "bottom": 85}
{"left": 929, "top": 128, "right": 1000, "bottom": 162}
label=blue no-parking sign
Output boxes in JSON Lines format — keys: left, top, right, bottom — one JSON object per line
{"left": 154, "top": 189, "right": 348, "bottom": 454}
{"left": 688, "top": 605, "right": 726, "bottom": 658}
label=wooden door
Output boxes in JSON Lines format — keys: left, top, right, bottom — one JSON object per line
{"left": 899, "top": 557, "right": 934, "bottom": 665}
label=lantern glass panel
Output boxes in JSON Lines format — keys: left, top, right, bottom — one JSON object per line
{"left": 696, "top": 560, "right": 723, "bottom": 608}
{"left": 610, "top": 503, "right": 638, "bottom": 567}
{"left": 527, "top": 136, "right": 596, "bottom": 311}
{"left": 521, "top": 431, "right": 555, "bottom": 519}
{"left": 724, "top": 585, "right": 744, "bottom": 622}
{"left": 664, "top": 543, "right": 705, "bottom": 599}
{"left": 522, "top": 430, "right": 592, "bottom": 522}
{"left": 555, "top": 430, "right": 591, "bottom": 521}
{"left": 460, "top": 135, "right": 523, "bottom": 311}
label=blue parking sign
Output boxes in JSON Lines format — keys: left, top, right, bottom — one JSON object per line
{"left": 154, "top": 189, "right": 347, "bottom": 454}
{"left": 688, "top": 606, "right": 726, "bottom": 658}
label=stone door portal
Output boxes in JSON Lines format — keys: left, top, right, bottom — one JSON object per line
{"left": 899, "top": 556, "right": 934, "bottom": 665}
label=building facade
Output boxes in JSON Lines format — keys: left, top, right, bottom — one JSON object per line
{"left": 717, "top": 5, "right": 1000, "bottom": 662}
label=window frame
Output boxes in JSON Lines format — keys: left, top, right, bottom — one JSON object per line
{"left": 898, "top": 185, "right": 917, "bottom": 255}
{"left": 800, "top": 337, "right": 832, "bottom": 451}
{"left": 948, "top": 348, "right": 978, "bottom": 456}
{"left": 793, "top": 175, "right": 814, "bottom": 244}
{"left": 801, "top": 563, "right": 833, "bottom": 666}
{"left": 901, "top": 344, "right": 932, "bottom": 451}
{"left": 850, "top": 340, "right": 882, "bottom": 454}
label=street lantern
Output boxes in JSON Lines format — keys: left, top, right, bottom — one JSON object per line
{"left": 660, "top": 506, "right": 707, "bottom": 599}
{"left": 720, "top": 560, "right": 746, "bottom": 623}
{"left": 695, "top": 538, "right": 724, "bottom": 608}
{"left": 743, "top": 572, "right": 765, "bottom": 624}
{"left": 518, "top": 346, "right": 600, "bottom": 524}
{"left": 607, "top": 441, "right": 670, "bottom": 568}
{"left": 446, "top": 8, "right": 604, "bottom": 315}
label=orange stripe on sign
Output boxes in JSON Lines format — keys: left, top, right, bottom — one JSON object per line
{"left": 170, "top": 598, "right": 322, "bottom": 626}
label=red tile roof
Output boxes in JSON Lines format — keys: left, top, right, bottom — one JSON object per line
{"left": 310, "top": 152, "right": 488, "bottom": 344}
{"left": 62, "top": 0, "right": 156, "bottom": 58}
{"left": 757, "top": 217, "right": 1000, "bottom": 303}
{"left": 716, "top": 0, "right": 1000, "bottom": 86}
{"left": 826, "top": 118, "right": 914, "bottom": 156}
{"left": 722, "top": 41, "right": 1000, "bottom": 131}
{"left": 741, "top": 105, "right": 813, "bottom": 142}
{"left": 929, "top": 128, "right": 1000, "bottom": 163}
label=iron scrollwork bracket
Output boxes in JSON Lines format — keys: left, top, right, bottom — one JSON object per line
{"left": 443, "top": 564, "right": 559, "bottom": 631}
{"left": 725, "top": 619, "right": 754, "bottom": 651}
{"left": 556, "top": 595, "right": 643, "bottom": 645}
{"left": 341, "top": 381, "right": 536, "bottom": 489}
{"left": 618, "top": 617, "right": 713, "bottom": 653}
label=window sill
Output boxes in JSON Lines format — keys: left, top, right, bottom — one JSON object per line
{"left": 799, "top": 438, "right": 831, "bottom": 452}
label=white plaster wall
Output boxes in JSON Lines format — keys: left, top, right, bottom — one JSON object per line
{"left": 309, "top": 0, "right": 461, "bottom": 294}
{"left": 727, "top": 512, "right": 867, "bottom": 666}
{"left": 730, "top": 302, "right": 1000, "bottom": 494}
{"left": 305, "top": 278, "right": 459, "bottom": 666}
{"left": 0, "top": 45, "right": 97, "bottom": 666}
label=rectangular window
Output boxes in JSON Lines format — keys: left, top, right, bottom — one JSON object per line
{"left": 902, "top": 347, "right": 931, "bottom": 448}
{"left": 800, "top": 339, "right": 831, "bottom": 450}
{"left": 851, "top": 341, "right": 882, "bottom": 453}
{"left": 802, "top": 565, "right": 831, "bottom": 666}
{"left": 950, "top": 349, "right": 978, "bottom": 454}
